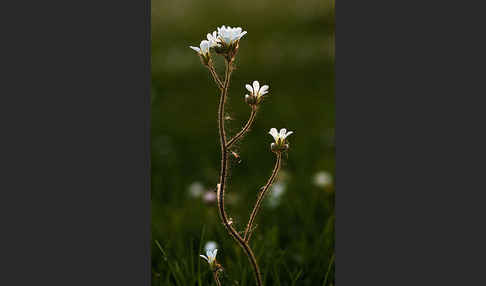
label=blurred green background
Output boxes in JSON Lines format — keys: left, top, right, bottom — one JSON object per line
{"left": 151, "top": 0, "right": 334, "bottom": 285}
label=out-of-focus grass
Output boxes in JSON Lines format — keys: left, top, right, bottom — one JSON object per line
{"left": 152, "top": 0, "right": 334, "bottom": 285}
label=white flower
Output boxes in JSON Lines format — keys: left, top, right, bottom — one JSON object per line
{"left": 313, "top": 171, "right": 333, "bottom": 187}
{"left": 269, "top": 128, "right": 294, "bottom": 152}
{"left": 189, "top": 40, "right": 211, "bottom": 56}
{"left": 267, "top": 182, "right": 286, "bottom": 208}
{"left": 202, "top": 191, "right": 217, "bottom": 204}
{"left": 200, "top": 248, "right": 218, "bottom": 268}
{"left": 216, "top": 25, "right": 247, "bottom": 45}
{"left": 269, "top": 128, "right": 293, "bottom": 144}
{"left": 188, "top": 182, "right": 204, "bottom": 198}
{"left": 204, "top": 241, "right": 218, "bottom": 253}
{"left": 245, "top": 81, "right": 269, "bottom": 102}
{"left": 206, "top": 31, "right": 219, "bottom": 47}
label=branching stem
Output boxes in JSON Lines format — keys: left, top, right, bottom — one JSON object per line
{"left": 226, "top": 107, "right": 257, "bottom": 148}
{"left": 208, "top": 63, "right": 224, "bottom": 90}
{"left": 243, "top": 152, "right": 282, "bottom": 242}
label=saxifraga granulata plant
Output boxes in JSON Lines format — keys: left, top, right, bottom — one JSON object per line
{"left": 190, "top": 25, "right": 294, "bottom": 286}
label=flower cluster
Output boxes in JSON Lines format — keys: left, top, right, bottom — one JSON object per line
{"left": 190, "top": 25, "right": 247, "bottom": 63}
{"left": 269, "top": 128, "right": 294, "bottom": 152}
{"left": 245, "top": 80, "right": 269, "bottom": 106}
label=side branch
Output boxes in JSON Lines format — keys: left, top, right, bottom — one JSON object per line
{"left": 226, "top": 107, "right": 257, "bottom": 148}
{"left": 208, "top": 64, "right": 224, "bottom": 90}
{"left": 243, "top": 152, "right": 282, "bottom": 242}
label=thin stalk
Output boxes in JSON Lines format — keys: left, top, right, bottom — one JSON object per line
{"left": 208, "top": 63, "right": 224, "bottom": 90}
{"left": 226, "top": 107, "right": 257, "bottom": 148}
{"left": 213, "top": 271, "right": 222, "bottom": 286}
{"left": 243, "top": 152, "right": 282, "bottom": 242}
{"left": 216, "top": 60, "right": 263, "bottom": 286}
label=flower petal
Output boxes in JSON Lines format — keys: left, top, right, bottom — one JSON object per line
{"left": 245, "top": 84, "right": 253, "bottom": 93}
{"left": 238, "top": 31, "right": 247, "bottom": 40}
{"left": 199, "top": 255, "right": 208, "bottom": 262}
{"left": 260, "top": 85, "right": 269, "bottom": 93}
{"left": 253, "top": 81, "right": 260, "bottom": 93}
{"left": 283, "top": 131, "right": 293, "bottom": 139}
{"left": 279, "top": 128, "right": 287, "bottom": 137}
{"left": 190, "top": 46, "right": 200, "bottom": 53}
{"left": 269, "top": 128, "right": 279, "bottom": 140}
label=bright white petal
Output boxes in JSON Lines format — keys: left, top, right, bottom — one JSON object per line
{"left": 238, "top": 31, "right": 247, "bottom": 40}
{"left": 279, "top": 128, "right": 287, "bottom": 137}
{"left": 245, "top": 84, "right": 253, "bottom": 93}
{"left": 283, "top": 131, "right": 293, "bottom": 139}
{"left": 199, "top": 255, "right": 208, "bottom": 262}
{"left": 212, "top": 249, "right": 218, "bottom": 257}
{"left": 260, "top": 85, "right": 269, "bottom": 93}
{"left": 190, "top": 46, "right": 200, "bottom": 53}
{"left": 253, "top": 81, "right": 260, "bottom": 93}
{"left": 269, "top": 128, "right": 279, "bottom": 140}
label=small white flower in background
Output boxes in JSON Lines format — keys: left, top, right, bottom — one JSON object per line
{"left": 200, "top": 248, "right": 218, "bottom": 269}
{"left": 267, "top": 182, "right": 287, "bottom": 208}
{"left": 188, "top": 182, "right": 204, "bottom": 198}
{"left": 216, "top": 25, "right": 247, "bottom": 46}
{"left": 245, "top": 81, "right": 269, "bottom": 105}
{"left": 269, "top": 128, "right": 294, "bottom": 152}
{"left": 204, "top": 241, "right": 218, "bottom": 252}
{"left": 202, "top": 191, "right": 217, "bottom": 204}
{"left": 313, "top": 171, "right": 333, "bottom": 188}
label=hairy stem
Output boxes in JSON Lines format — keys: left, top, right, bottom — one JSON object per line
{"left": 208, "top": 63, "right": 224, "bottom": 90}
{"left": 216, "top": 60, "right": 263, "bottom": 286}
{"left": 213, "top": 271, "right": 222, "bottom": 286}
{"left": 243, "top": 152, "right": 282, "bottom": 242}
{"left": 226, "top": 107, "right": 257, "bottom": 149}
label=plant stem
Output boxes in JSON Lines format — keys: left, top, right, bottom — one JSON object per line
{"left": 216, "top": 60, "right": 263, "bottom": 286}
{"left": 226, "top": 107, "right": 257, "bottom": 149}
{"left": 208, "top": 64, "right": 224, "bottom": 90}
{"left": 213, "top": 271, "right": 222, "bottom": 286}
{"left": 243, "top": 152, "right": 282, "bottom": 242}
